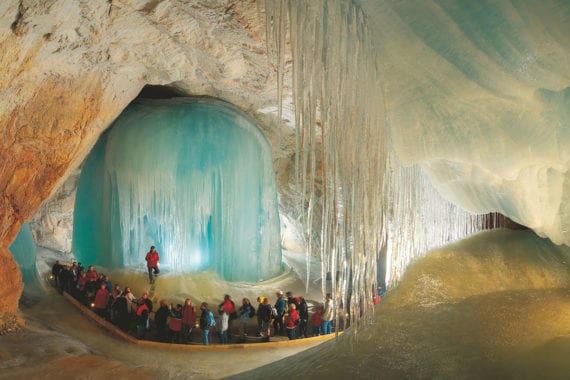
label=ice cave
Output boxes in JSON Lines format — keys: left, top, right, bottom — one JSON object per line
{"left": 1, "top": 1, "right": 569, "bottom": 379}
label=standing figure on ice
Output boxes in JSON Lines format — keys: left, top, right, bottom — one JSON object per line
{"left": 322, "top": 293, "right": 334, "bottom": 335}
{"left": 145, "top": 245, "right": 160, "bottom": 284}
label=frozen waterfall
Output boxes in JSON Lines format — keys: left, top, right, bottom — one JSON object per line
{"left": 73, "top": 98, "right": 282, "bottom": 282}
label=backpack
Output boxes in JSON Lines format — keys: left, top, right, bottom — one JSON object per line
{"left": 248, "top": 305, "right": 255, "bottom": 318}
{"left": 208, "top": 310, "right": 216, "bottom": 327}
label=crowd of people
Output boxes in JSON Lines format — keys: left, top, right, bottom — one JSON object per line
{"left": 51, "top": 260, "right": 338, "bottom": 346}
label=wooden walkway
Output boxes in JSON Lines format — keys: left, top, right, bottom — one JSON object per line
{"left": 62, "top": 292, "right": 340, "bottom": 351}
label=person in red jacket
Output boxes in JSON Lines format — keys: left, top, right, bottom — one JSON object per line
{"left": 85, "top": 265, "right": 98, "bottom": 282}
{"left": 93, "top": 283, "right": 110, "bottom": 319}
{"left": 220, "top": 294, "right": 236, "bottom": 335}
{"left": 145, "top": 246, "right": 160, "bottom": 284}
{"left": 84, "top": 265, "right": 99, "bottom": 298}
{"left": 311, "top": 305, "right": 323, "bottom": 336}
{"left": 136, "top": 299, "right": 150, "bottom": 340}
{"left": 181, "top": 298, "right": 197, "bottom": 343}
{"left": 284, "top": 303, "right": 299, "bottom": 340}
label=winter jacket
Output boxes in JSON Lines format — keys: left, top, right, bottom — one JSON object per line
{"left": 239, "top": 304, "right": 253, "bottom": 324}
{"left": 136, "top": 303, "right": 149, "bottom": 326}
{"left": 311, "top": 311, "right": 323, "bottom": 327}
{"left": 154, "top": 305, "right": 169, "bottom": 329}
{"left": 322, "top": 299, "right": 334, "bottom": 321}
{"left": 285, "top": 309, "right": 299, "bottom": 329}
{"left": 261, "top": 303, "right": 273, "bottom": 322}
{"left": 169, "top": 316, "right": 182, "bottom": 332}
{"left": 298, "top": 299, "right": 309, "bottom": 320}
{"left": 145, "top": 251, "right": 160, "bottom": 268}
{"left": 85, "top": 269, "right": 98, "bottom": 282}
{"left": 199, "top": 309, "right": 211, "bottom": 329}
{"left": 94, "top": 288, "right": 110, "bottom": 309}
{"left": 274, "top": 298, "right": 286, "bottom": 317}
{"left": 77, "top": 276, "right": 87, "bottom": 291}
{"left": 182, "top": 305, "right": 197, "bottom": 325}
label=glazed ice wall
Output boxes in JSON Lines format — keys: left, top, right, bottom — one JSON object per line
{"left": 73, "top": 98, "right": 282, "bottom": 282}
{"left": 9, "top": 223, "right": 39, "bottom": 288}
{"left": 370, "top": 0, "right": 570, "bottom": 244}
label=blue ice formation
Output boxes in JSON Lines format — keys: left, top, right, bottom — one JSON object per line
{"left": 9, "top": 223, "right": 39, "bottom": 286}
{"left": 73, "top": 98, "right": 282, "bottom": 282}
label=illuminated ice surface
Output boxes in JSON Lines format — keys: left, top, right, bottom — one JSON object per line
{"left": 73, "top": 98, "right": 282, "bottom": 282}
{"left": 9, "top": 223, "right": 40, "bottom": 289}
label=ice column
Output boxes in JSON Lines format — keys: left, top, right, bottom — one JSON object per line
{"left": 73, "top": 98, "right": 282, "bottom": 282}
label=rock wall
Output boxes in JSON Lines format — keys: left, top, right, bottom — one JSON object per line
{"left": 29, "top": 169, "right": 79, "bottom": 253}
{"left": 0, "top": 247, "right": 22, "bottom": 331}
{"left": 0, "top": 0, "right": 297, "bottom": 327}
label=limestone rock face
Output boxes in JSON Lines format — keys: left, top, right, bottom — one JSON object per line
{"left": 29, "top": 169, "right": 79, "bottom": 253}
{"left": 0, "top": 247, "right": 23, "bottom": 330}
{"left": 0, "top": 0, "right": 296, "bottom": 323}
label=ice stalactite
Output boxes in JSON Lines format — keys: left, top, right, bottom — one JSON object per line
{"left": 264, "top": 0, "right": 385, "bottom": 330}
{"left": 73, "top": 98, "right": 282, "bottom": 282}
{"left": 264, "top": 1, "right": 494, "bottom": 329}
{"left": 382, "top": 152, "right": 491, "bottom": 287}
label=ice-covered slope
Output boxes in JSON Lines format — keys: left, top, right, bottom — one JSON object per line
{"left": 232, "top": 229, "right": 570, "bottom": 379}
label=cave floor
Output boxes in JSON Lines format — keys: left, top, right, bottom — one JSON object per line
{"left": 0, "top": 287, "right": 330, "bottom": 380}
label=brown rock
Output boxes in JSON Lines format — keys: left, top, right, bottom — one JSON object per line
{"left": 0, "top": 75, "right": 103, "bottom": 246}
{"left": 0, "top": 247, "right": 23, "bottom": 330}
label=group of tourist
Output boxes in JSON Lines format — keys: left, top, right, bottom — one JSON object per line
{"left": 255, "top": 290, "right": 334, "bottom": 340}
{"left": 51, "top": 260, "right": 337, "bottom": 346}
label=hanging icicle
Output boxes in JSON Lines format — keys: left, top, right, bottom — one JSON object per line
{"left": 263, "top": 0, "right": 499, "bottom": 332}
{"left": 264, "top": 0, "right": 385, "bottom": 332}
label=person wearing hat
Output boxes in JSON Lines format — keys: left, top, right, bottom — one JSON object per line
{"left": 260, "top": 297, "right": 273, "bottom": 339}
{"left": 273, "top": 290, "right": 286, "bottom": 336}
